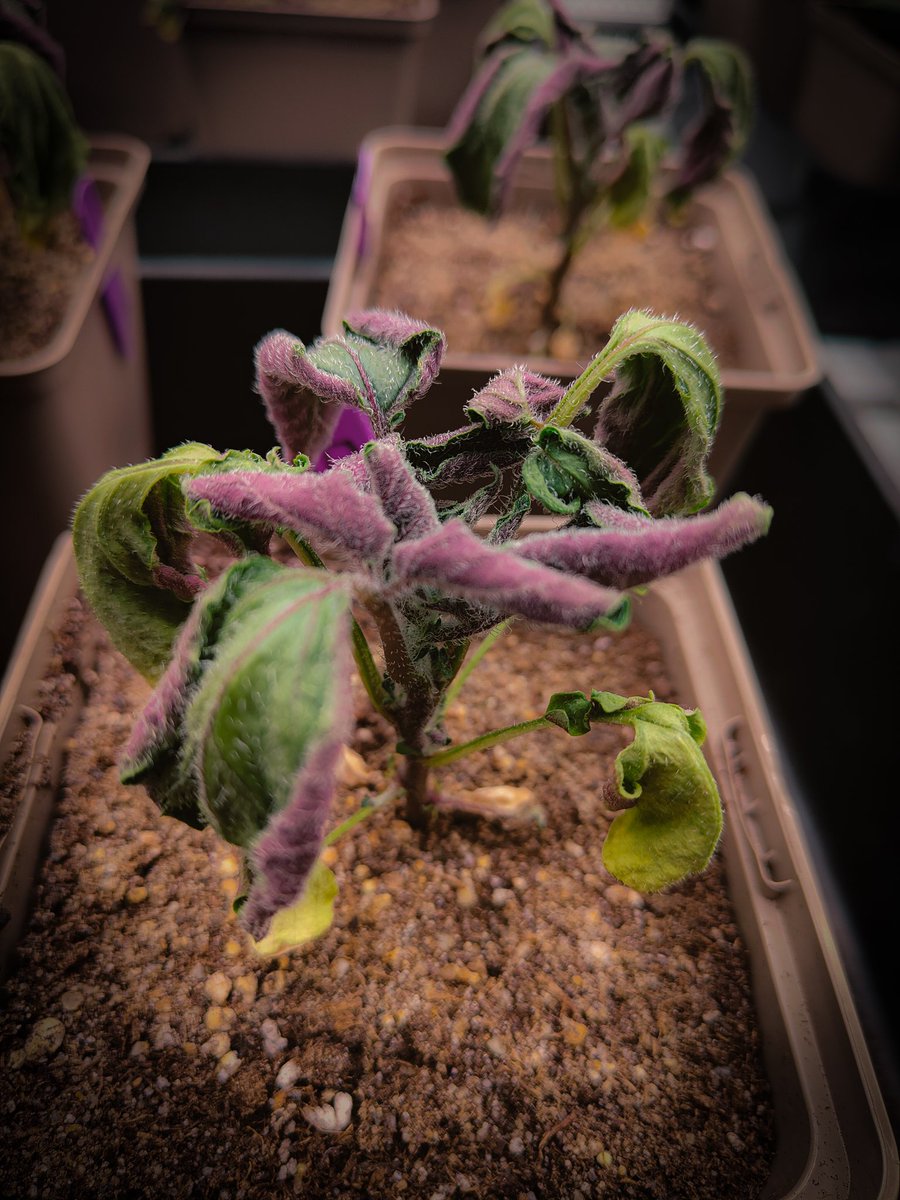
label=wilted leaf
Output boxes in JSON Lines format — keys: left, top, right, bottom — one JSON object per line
{"left": 252, "top": 859, "right": 338, "bottom": 957}
{"left": 72, "top": 444, "right": 291, "bottom": 680}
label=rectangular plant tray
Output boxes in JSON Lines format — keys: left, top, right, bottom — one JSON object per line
{"left": 0, "top": 533, "right": 896, "bottom": 1198}
{"left": 324, "top": 128, "right": 823, "bottom": 485}
{"left": 183, "top": 1, "right": 439, "bottom": 161}
{"left": 0, "top": 136, "right": 153, "bottom": 677}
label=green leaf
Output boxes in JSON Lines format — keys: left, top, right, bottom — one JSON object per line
{"left": 523, "top": 425, "right": 649, "bottom": 516}
{"left": 176, "top": 560, "right": 350, "bottom": 849}
{"left": 607, "top": 125, "right": 668, "bottom": 229}
{"left": 251, "top": 859, "right": 338, "bottom": 958}
{"left": 316, "top": 312, "right": 444, "bottom": 430}
{"left": 446, "top": 46, "right": 559, "bottom": 213}
{"left": 685, "top": 39, "right": 754, "bottom": 165}
{"left": 479, "top": 0, "right": 558, "bottom": 53}
{"left": 591, "top": 311, "right": 722, "bottom": 515}
{"left": 72, "top": 444, "right": 300, "bottom": 680}
{"left": 542, "top": 687, "right": 722, "bottom": 890}
{"left": 544, "top": 691, "right": 594, "bottom": 735}
{"left": 0, "top": 42, "right": 88, "bottom": 236}
{"left": 601, "top": 698, "right": 722, "bottom": 892}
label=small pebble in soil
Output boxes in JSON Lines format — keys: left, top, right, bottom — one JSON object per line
{"left": 301, "top": 1092, "right": 353, "bottom": 1133}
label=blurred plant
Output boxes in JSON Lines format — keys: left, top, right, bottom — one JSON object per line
{"left": 445, "top": 0, "right": 753, "bottom": 342}
{"left": 73, "top": 307, "right": 771, "bottom": 956}
{"left": 0, "top": 1, "right": 87, "bottom": 238}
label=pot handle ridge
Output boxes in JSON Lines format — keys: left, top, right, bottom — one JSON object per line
{"left": 717, "top": 717, "right": 794, "bottom": 900}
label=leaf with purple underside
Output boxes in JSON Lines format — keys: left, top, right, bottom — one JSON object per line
{"left": 72, "top": 444, "right": 295, "bottom": 681}
{"left": 251, "top": 858, "right": 338, "bottom": 957}
{"left": 120, "top": 599, "right": 209, "bottom": 830}
{"left": 188, "top": 467, "right": 396, "bottom": 566}
{"left": 123, "top": 554, "right": 353, "bottom": 942}
{"left": 256, "top": 313, "right": 444, "bottom": 452}
{"left": 242, "top": 740, "right": 346, "bottom": 941}
{"left": 255, "top": 330, "right": 348, "bottom": 464}
{"left": 609, "top": 36, "right": 678, "bottom": 133}
{"left": 667, "top": 40, "right": 753, "bottom": 206}
{"left": 588, "top": 310, "right": 722, "bottom": 516}
{"left": 467, "top": 367, "right": 565, "bottom": 427}
{"left": 392, "top": 518, "right": 626, "bottom": 629}
{"left": 516, "top": 493, "right": 772, "bottom": 587}
{"left": 362, "top": 441, "right": 440, "bottom": 543}
{"left": 446, "top": 43, "right": 609, "bottom": 216}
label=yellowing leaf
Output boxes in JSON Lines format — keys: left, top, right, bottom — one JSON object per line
{"left": 252, "top": 861, "right": 338, "bottom": 958}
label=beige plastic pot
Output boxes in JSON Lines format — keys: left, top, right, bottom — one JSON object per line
{"left": 323, "top": 128, "right": 822, "bottom": 486}
{"left": 183, "top": 0, "right": 439, "bottom": 161}
{"left": 793, "top": 2, "right": 900, "bottom": 192}
{"left": 0, "top": 531, "right": 897, "bottom": 1197}
{"left": 0, "top": 136, "right": 153, "bottom": 675}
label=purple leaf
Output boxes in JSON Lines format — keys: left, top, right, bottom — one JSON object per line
{"left": 610, "top": 37, "right": 678, "bottom": 133}
{"left": 362, "top": 441, "right": 440, "bottom": 543}
{"left": 188, "top": 468, "right": 396, "bottom": 565}
{"left": 255, "top": 330, "right": 347, "bottom": 462}
{"left": 516, "top": 493, "right": 772, "bottom": 588}
{"left": 467, "top": 366, "right": 565, "bottom": 427}
{"left": 123, "top": 599, "right": 206, "bottom": 794}
{"left": 392, "top": 519, "right": 624, "bottom": 629}
{"left": 242, "top": 740, "right": 345, "bottom": 940}
{"left": 314, "top": 406, "right": 375, "bottom": 471}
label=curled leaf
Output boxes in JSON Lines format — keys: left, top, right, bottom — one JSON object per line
{"left": 72, "top": 444, "right": 290, "bottom": 680}
{"left": 392, "top": 518, "right": 626, "bottom": 629}
{"left": 0, "top": 42, "right": 88, "bottom": 236}
{"left": 466, "top": 366, "right": 564, "bottom": 427}
{"left": 255, "top": 313, "right": 445, "bottom": 450}
{"left": 602, "top": 699, "right": 722, "bottom": 891}
{"left": 542, "top": 687, "right": 722, "bottom": 890}
{"left": 446, "top": 45, "right": 609, "bottom": 215}
{"left": 362, "top": 441, "right": 440, "bottom": 542}
{"left": 668, "top": 39, "right": 754, "bottom": 205}
{"left": 522, "top": 425, "right": 648, "bottom": 516}
{"left": 590, "top": 310, "right": 722, "bottom": 515}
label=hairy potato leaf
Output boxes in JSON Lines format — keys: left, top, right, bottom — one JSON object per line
{"left": 72, "top": 444, "right": 294, "bottom": 680}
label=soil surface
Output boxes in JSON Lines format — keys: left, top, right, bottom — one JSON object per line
{"left": 0, "top": 191, "right": 93, "bottom": 363}
{"left": 0, "top": 562, "right": 774, "bottom": 1200}
{"left": 371, "top": 197, "right": 741, "bottom": 369}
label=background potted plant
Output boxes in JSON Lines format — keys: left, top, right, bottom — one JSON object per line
{"left": 0, "top": 4, "right": 153, "bottom": 671}
{"left": 0, "top": 306, "right": 896, "bottom": 1196}
{"left": 324, "top": 0, "right": 821, "bottom": 486}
